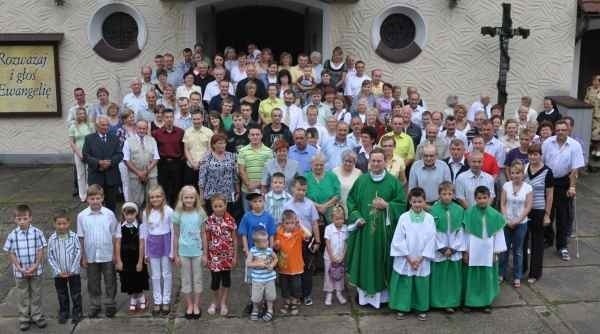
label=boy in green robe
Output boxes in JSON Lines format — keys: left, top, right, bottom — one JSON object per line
{"left": 429, "top": 181, "right": 465, "bottom": 313}
{"left": 462, "top": 185, "right": 507, "bottom": 312}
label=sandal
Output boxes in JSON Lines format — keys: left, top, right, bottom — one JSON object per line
{"left": 290, "top": 304, "right": 299, "bottom": 316}
{"left": 280, "top": 303, "right": 290, "bottom": 315}
{"left": 250, "top": 311, "right": 259, "bottom": 321}
{"left": 417, "top": 313, "right": 427, "bottom": 321}
{"left": 513, "top": 279, "right": 521, "bottom": 288}
{"left": 207, "top": 304, "right": 217, "bottom": 316}
{"left": 262, "top": 311, "right": 273, "bottom": 322}
{"left": 396, "top": 312, "right": 407, "bottom": 320}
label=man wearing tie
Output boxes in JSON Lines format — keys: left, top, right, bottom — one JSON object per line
{"left": 82, "top": 115, "right": 123, "bottom": 212}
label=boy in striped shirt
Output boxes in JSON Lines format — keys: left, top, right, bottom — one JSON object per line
{"left": 246, "top": 229, "right": 278, "bottom": 322}
{"left": 47, "top": 211, "right": 82, "bottom": 324}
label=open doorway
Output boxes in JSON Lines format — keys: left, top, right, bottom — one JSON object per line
{"left": 216, "top": 6, "right": 304, "bottom": 57}
{"left": 196, "top": 1, "right": 323, "bottom": 60}
{"left": 578, "top": 29, "right": 600, "bottom": 99}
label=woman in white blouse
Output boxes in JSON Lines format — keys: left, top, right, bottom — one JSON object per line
{"left": 176, "top": 73, "right": 202, "bottom": 100}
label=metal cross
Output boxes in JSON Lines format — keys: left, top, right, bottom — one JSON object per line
{"left": 481, "top": 3, "right": 530, "bottom": 107}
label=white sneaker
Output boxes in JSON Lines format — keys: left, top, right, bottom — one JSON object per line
{"left": 324, "top": 293, "right": 332, "bottom": 306}
{"left": 336, "top": 291, "right": 347, "bottom": 304}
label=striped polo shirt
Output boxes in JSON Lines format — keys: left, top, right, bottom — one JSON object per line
{"left": 238, "top": 144, "right": 273, "bottom": 192}
{"left": 249, "top": 246, "right": 277, "bottom": 283}
{"left": 526, "top": 165, "right": 554, "bottom": 210}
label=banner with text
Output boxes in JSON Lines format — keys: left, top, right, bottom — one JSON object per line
{"left": 0, "top": 45, "right": 58, "bottom": 114}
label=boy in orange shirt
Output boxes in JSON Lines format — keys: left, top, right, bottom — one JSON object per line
{"left": 274, "top": 210, "right": 312, "bottom": 315}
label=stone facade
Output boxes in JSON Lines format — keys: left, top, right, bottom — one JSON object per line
{"left": 0, "top": 0, "right": 576, "bottom": 159}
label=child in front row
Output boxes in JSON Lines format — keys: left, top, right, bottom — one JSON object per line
{"left": 173, "top": 186, "right": 207, "bottom": 319}
{"left": 115, "top": 202, "right": 149, "bottom": 314}
{"left": 429, "top": 182, "right": 465, "bottom": 313}
{"left": 205, "top": 194, "right": 237, "bottom": 316}
{"left": 323, "top": 205, "right": 348, "bottom": 306}
{"left": 4, "top": 204, "right": 47, "bottom": 331}
{"left": 140, "top": 185, "right": 174, "bottom": 317}
{"left": 462, "top": 186, "right": 507, "bottom": 313}
{"left": 239, "top": 191, "right": 276, "bottom": 315}
{"left": 246, "top": 229, "right": 278, "bottom": 322}
{"left": 389, "top": 187, "right": 437, "bottom": 321}
{"left": 48, "top": 211, "right": 82, "bottom": 325}
{"left": 275, "top": 209, "right": 312, "bottom": 315}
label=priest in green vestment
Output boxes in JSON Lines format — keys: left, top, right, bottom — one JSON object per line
{"left": 345, "top": 148, "right": 407, "bottom": 308}
{"left": 462, "top": 186, "right": 507, "bottom": 310}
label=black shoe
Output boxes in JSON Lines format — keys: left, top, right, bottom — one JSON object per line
{"left": 71, "top": 315, "right": 81, "bottom": 325}
{"left": 34, "top": 318, "right": 47, "bottom": 329}
{"left": 88, "top": 309, "right": 101, "bottom": 318}
{"left": 19, "top": 322, "right": 30, "bottom": 331}
{"left": 105, "top": 308, "right": 117, "bottom": 318}
{"left": 244, "top": 302, "right": 253, "bottom": 315}
{"left": 58, "top": 316, "right": 68, "bottom": 324}
{"left": 160, "top": 304, "right": 171, "bottom": 316}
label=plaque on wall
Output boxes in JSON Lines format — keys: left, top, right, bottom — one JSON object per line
{"left": 0, "top": 34, "right": 63, "bottom": 117}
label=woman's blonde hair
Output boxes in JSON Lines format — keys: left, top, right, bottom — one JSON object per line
{"left": 510, "top": 159, "right": 525, "bottom": 174}
{"left": 174, "top": 186, "right": 206, "bottom": 217}
{"left": 144, "top": 185, "right": 167, "bottom": 224}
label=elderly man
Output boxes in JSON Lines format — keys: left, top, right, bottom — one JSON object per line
{"left": 203, "top": 68, "right": 234, "bottom": 104}
{"left": 381, "top": 114, "right": 415, "bottom": 165}
{"left": 141, "top": 65, "right": 154, "bottom": 95}
{"left": 288, "top": 128, "right": 317, "bottom": 174}
{"left": 467, "top": 94, "right": 492, "bottom": 122}
{"left": 152, "top": 108, "right": 185, "bottom": 207}
{"left": 183, "top": 109, "right": 213, "bottom": 188}
{"left": 416, "top": 124, "right": 450, "bottom": 160}
{"left": 407, "top": 92, "right": 427, "bottom": 128}
{"left": 136, "top": 90, "right": 158, "bottom": 123}
{"left": 470, "top": 135, "right": 500, "bottom": 179}
{"left": 542, "top": 119, "right": 585, "bottom": 261}
{"left": 174, "top": 97, "right": 192, "bottom": 130}
{"left": 402, "top": 86, "right": 427, "bottom": 109}
{"left": 371, "top": 69, "right": 384, "bottom": 97}
{"left": 409, "top": 144, "right": 452, "bottom": 204}
{"left": 66, "top": 87, "right": 92, "bottom": 126}
{"left": 346, "top": 147, "right": 406, "bottom": 308}
{"left": 455, "top": 151, "right": 495, "bottom": 208}
{"left": 441, "top": 115, "right": 468, "bottom": 146}
{"left": 444, "top": 139, "right": 469, "bottom": 182}
{"left": 122, "top": 79, "right": 147, "bottom": 116}
{"left": 321, "top": 121, "right": 357, "bottom": 170}
{"left": 82, "top": 115, "right": 123, "bottom": 212}
{"left": 123, "top": 120, "right": 159, "bottom": 207}
{"left": 238, "top": 125, "right": 273, "bottom": 211}
{"left": 236, "top": 63, "right": 266, "bottom": 99}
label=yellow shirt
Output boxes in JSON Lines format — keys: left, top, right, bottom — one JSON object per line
{"left": 372, "top": 81, "right": 384, "bottom": 97}
{"left": 258, "top": 98, "right": 285, "bottom": 124}
{"left": 381, "top": 131, "right": 415, "bottom": 161}
{"left": 182, "top": 126, "right": 214, "bottom": 162}
{"left": 386, "top": 155, "right": 406, "bottom": 183}
{"left": 290, "top": 65, "right": 303, "bottom": 83}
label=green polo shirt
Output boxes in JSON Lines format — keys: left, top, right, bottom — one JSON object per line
{"left": 238, "top": 143, "right": 273, "bottom": 192}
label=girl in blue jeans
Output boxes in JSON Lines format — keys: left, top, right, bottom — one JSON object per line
{"left": 499, "top": 160, "right": 533, "bottom": 288}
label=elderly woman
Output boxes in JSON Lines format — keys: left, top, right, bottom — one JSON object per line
{"left": 332, "top": 149, "right": 362, "bottom": 209}
{"left": 305, "top": 153, "right": 341, "bottom": 222}
{"left": 198, "top": 133, "right": 239, "bottom": 215}
{"left": 354, "top": 126, "right": 378, "bottom": 173}
{"left": 261, "top": 140, "right": 299, "bottom": 193}
{"left": 380, "top": 135, "right": 406, "bottom": 184}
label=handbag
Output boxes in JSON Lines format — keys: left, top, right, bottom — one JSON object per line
{"left": 328, "top": 261, "right": 345, "bottom": 282}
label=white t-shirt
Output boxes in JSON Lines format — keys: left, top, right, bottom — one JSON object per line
{"left": 502, "top": 181, "right": 532, "bottom": 224}
{"left": 323, "top": 224, "right": 348, "bottom": 261}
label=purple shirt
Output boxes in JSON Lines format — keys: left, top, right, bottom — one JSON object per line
{"left": 505, "top": 147, "right": 529, "bottom": 167}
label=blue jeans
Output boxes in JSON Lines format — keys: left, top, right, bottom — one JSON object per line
{"left": 500, "top": 223, "right": 528, "bottom": 280}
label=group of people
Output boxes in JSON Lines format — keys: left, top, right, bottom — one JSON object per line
{"left": 4, "top": 42, "right": 588, "bottom": 330}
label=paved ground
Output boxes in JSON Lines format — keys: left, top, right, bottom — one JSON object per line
{"left": 0, "top": 166, "right": 599, "bottom": 333}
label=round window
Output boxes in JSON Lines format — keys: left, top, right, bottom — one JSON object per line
{"left": 371, "top": 7, "right": 427, "bottom": 63}
{"left": 88, "top": 4, "right": 146, "bottom": 62}
{"left": 101, "top": 12, "right": 139, "bottom": 50}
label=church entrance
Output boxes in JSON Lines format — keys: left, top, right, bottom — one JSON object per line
{"left": 195, "top": 1, "right": 324, "bottom": 60}
{"left": 578, "top": 29, "right": 600, "bottom": 99}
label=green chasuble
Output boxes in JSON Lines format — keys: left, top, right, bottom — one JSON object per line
{"left": 429, "top": 201, "right": 465, "bottom": 308}
{"left": 346, "top": 172, "right": 406, "bottom": 295}
{"left": 462, "top": 205, "right": 506, "bottom": 307}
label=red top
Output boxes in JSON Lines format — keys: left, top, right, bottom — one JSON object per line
{"left": 152, "top": 126, "right": 185, "bottom": 159}
{"left": 205, "top": 212, "right": 236, "bottom": 272}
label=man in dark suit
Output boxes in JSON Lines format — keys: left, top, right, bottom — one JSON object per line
{"left": 82, "top": 115, "right": 123, "bottom": 212}
{"left": 444, "top": 138, "right": 469, "bottom": 183}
